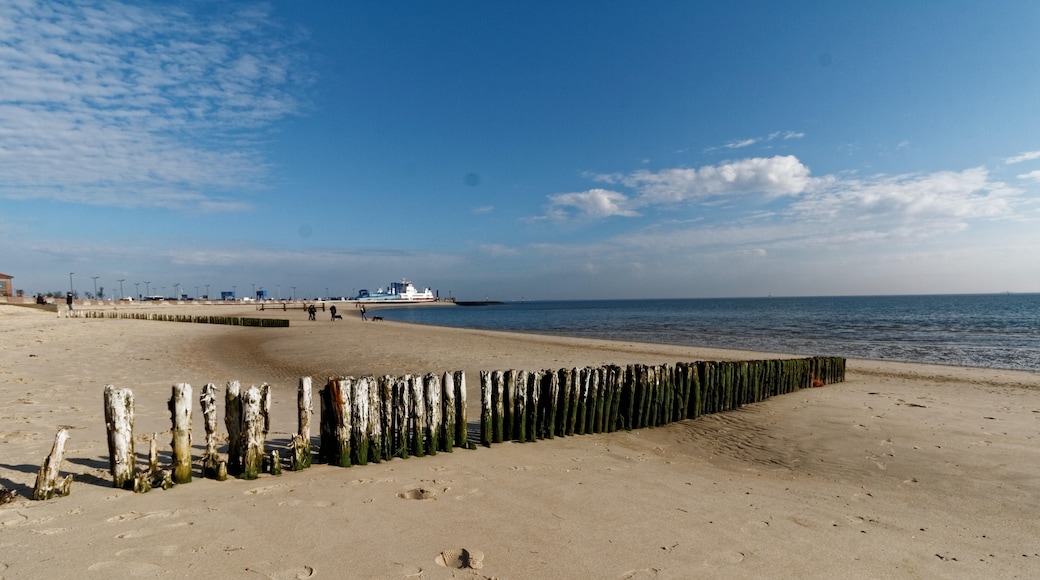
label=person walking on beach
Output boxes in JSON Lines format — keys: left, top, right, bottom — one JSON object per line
{"left": 360, "top": 304, "right": 367, "bottom": 321}
{"left": 308, "top": 304, "right": 316, "bottom": 321}
{"left": 66, "top": 292, "right": 73, "bottom": 312}
{"left": 330, "top": 304, "right": 338, "bottom": 321}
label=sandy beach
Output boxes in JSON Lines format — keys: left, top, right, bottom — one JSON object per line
{"left": 2, "top": 301, "right": 1040, "bottom": 579}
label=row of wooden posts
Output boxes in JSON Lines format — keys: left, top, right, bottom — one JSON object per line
{"left": 32, "top": 356, "right": 844, "bottom": 498}
{"left": 479, "top": 357, "right": 846, "bottom": 445}
{"left": 71, "top": 310, "right": 289, "bottom": 327}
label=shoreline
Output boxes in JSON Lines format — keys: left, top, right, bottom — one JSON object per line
{"left": 2, "top": 303, "right": 1040, "bottom": 577}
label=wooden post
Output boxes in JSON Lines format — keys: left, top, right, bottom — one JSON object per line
{"left": 545, "top": 370, "right": 559, "bottom": 439}
{"left": 492, "top": 370, "right": 505, "bottom": 443}
{"left": 169, "top": 383, "right": 192, "bottom": 484}
{"left": 410, "top": 374, "right": 425, "bottom": 457}
{"left": 200, "top": 383, "right": 221, "bottom": 478}
{"left": 479, "top": 370, "right": 491, "bottom": 446}
{"left": 395, "top": 375, "right": 411, "bottom": 458}
{"left": 32, "top": 429, "right": 73, "bottom": 500}
{"left": 366, "top": 376, "right": 383, "bottom": 462}
{"left": 503, "top": 369, "right": 516, "bottom": 441}
{"left": 514, "top": 370, "right": 528, "bottom": 442}
{"left": 240, "top": 385, "right": 266, "bottom": 479}
{"left": 442, "top": 372, "right": 456, "bottom": 451}
{"left": 526, "top": 370, "right": 539, "bottom": 441}
{"left": 454, "top": 371, "right": 468, "bottom": 448}
{"left": 320, "top": 378, "right": 352, "bottom": 467}
{"left": 380, "top": 375, "right": 394, "bottom": 461}
{"left": 424, "top": 373, "right": 441, "bottom": 454}
{"left": 293, "top": 377, "right": 313, "bottom": 470}
{"left": 225, "top": 380, "right": 243, "bottom": 476}
{"left": 350, "top": 377, "right": 369, "bottom": 465}
{"left": 148, "top": 433, "right": 159, "bottom": 476}
{"left": 103, "top": 385, "right": 135, "bottom": 489}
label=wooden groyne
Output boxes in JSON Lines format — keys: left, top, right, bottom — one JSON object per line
{"left": 45, "top": 355, "right": 844, "bottom": 499}
{"left": 479, "top": 357, "right": 845, "bottom": 446}
{"left": 71, "top": 310, "right": 289, "bottom": 327}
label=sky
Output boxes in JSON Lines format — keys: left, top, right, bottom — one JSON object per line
{"left": 2, "top": 1, "right": 1039, "bottom": 301}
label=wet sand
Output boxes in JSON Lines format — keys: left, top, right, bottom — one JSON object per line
{"left": 2, "top": 302, "right": 1040, "bottom": 578}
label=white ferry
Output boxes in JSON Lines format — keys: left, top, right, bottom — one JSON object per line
{"left": 353, "top": 280, "right": 436, "bottom": 303}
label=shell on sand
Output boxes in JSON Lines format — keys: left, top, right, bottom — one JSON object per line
{"left": 435, "top": 548, "right": 484, "bottom": 570}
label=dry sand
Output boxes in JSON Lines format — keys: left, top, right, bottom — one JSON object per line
{"left": 2, "top": 301, "right": 1040, "bottom": 579}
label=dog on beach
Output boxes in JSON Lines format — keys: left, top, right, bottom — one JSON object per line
{"left": 371, "top": 316, "right": 383, "bottom": 321}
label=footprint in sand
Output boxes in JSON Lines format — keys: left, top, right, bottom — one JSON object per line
{"left": 704, "top": 550, "right": 745, "bottom": 567}
{"left": 398, "top": 488, "right": 437, "bottom": 500}
{"left": 87, "top": 561, "right": 164, "bottom": 577}
{"left": 244, "top": 563, "right": 316, "bottom": 579}
{"left": 246, "top": 483, "right": 289, "bottom": 495}
{"left": 435, "top": 548, "right": 484, "bottom": 570}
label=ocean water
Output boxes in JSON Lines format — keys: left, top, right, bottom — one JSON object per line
{"left": 381, "top": 294, "right": 1040, "bottom": 372}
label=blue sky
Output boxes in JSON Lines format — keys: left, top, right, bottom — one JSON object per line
{"left": 2, "top": 1, "right": 1039, "bottom": 300}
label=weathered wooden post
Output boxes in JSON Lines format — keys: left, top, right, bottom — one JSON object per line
{"left": 567, "top": 368, "right": 582, "bottom": 436}
{"left": 169, "top": 383, "right": 193, "bottom": 484}
{"left": 492, "top": 370, "right": 505, "bottom": 444}
{"left": 366, "top": 376, "right": 383, "bottom": 462}
{"left": 103, "top": 385, "right": 135, "bottom": 489}
{"left": 526, "top": 370, "right": 540, "bottom": 442}
{"left": 200, "top": 383, "right": 221, "bottom": 479}
{"left": 240, "top": 385, "right": 266, "bottom": 479}
{"left": 32, "top": 429, "right": 73, "bottom": 500}
{"left": 544, "top": 370, "right": 559, "bottom": 439}
{"left": 350, "top": 376, "right": 369, "bottom": 465}
{"left": 395, "top": 375, "right": 412, "bottom": 458}
{"left": 410, "top": 374, "right": 426, "bottom": 457}
{"left": 442, "top": 372, "right": 456, "bottom": 451}
{"left": 225, "top": 380, "right": 243, "bottom": 476}
{"left": 454, "top": 371, "right": 468, "bottom": 448}
{"left": 320, "top": 378, "right": 352, "bottom": 467}
{"left": 380, "top": 375, "right": 395, "bottom": 461}
{"left": 292, "top": 376, "right": 313, "bottom": 471}
{"left": 515, "top": 370, "right": 528, "bottom": 442}
{"left": 480, "top": 370, "right": 492, "bottom": 447}
{"left": 424, "top": 373, "right": 441, "bottom": 454}
{"left": 503, "top": 370, "right": 516, "bottom": 441}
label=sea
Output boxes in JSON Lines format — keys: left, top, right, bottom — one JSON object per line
{"left": 380, "top": 294, "right": 1040, "bottom": 372}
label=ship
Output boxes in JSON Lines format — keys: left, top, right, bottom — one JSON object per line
{"left": 352, "top": 280, "right": 436, "bottom": 303}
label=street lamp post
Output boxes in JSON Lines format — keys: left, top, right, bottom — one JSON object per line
{"left": 118, "top": 279, "right": 125, "bottom": 300}
{"left": 144, "top": 281, "right": 151, "bottom": 296}
{"left": 292, "top": 286, "right": 296, "bottom": 300}
{"left": 205, "top": 284, "right": 210, "bottom": 300}
{"left": 134, "top": 282, "right": 140, "bottom": 299}
{"left": 251, "top": 283, "right": 256, "bottom": 300}
{"left": 195, "top": 286, "right": 199, "bottom": 299}
{"left": 174, "top": 283, "right": 180, "bottom": 300}
{"left": 91, "top": 276, "right": 99, "bottom": 299}
{"left": 69, "top": 272, "right": 74, "bottom": 295}
{"left": 232, "top": 285, "right": 237, "bottom": 301}
{"left": 277, "top": 285, "right": 281, "bottom": 300}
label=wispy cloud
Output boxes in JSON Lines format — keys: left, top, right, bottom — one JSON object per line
{"left": 706, "top": 130, "right": 805, "bottom": 152}
{"left": 0, "top": 1, "right": 311, "bottom": 210}
{"left": 1005, "top": 151, "right": 1040, "bottom": 165}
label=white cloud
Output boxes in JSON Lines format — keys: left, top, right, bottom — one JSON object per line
{"left": 619, "top": 155, "right": 813, "bottom": 204}
{"left": 1017, "top": 170, "right": 1040, "bottom": 182}
{"left": 0, "top": 1, "right": 310, "bottom": 210}
{"left": 545, "top": 188, "right": 639, "bottom": 219}
{"left": 1005, "top": 151, "right": 1040, "bottom": 165}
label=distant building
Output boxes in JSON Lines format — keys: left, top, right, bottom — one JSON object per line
{"left": 0, "top": 272, "right": 12, "bottom": 297}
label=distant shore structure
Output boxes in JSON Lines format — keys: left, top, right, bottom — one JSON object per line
{"left": 351, "top": 279, "right": 436, "bottom": 303}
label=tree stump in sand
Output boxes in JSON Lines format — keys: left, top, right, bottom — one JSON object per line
{"left": 32, "top": 429, "right": 73, "bottom": 500}
{"left": 169, "top": 383, "right": 193, "bottom": 484}
{"left": 103, "top": 385, "right": 135, "bottom": 489}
